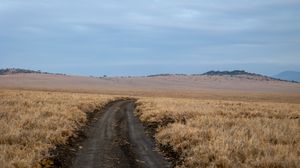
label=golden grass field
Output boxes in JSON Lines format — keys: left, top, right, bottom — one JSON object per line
{"left": 1, "top": 73, "right": 300, "bottom": 168}
{"left": 0, "top": 89, "right": 116, "bottom": 168}
{"left": 136, "top": 97, "right": 300, "bottom": 168}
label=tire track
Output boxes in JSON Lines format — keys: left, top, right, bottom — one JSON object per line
{"left": 71, "top": 100, "right": 169, "bottom": 168}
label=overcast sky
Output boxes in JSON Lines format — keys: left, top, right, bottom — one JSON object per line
{"left": 1, "top": 0, "right": 300, "bottom": 76}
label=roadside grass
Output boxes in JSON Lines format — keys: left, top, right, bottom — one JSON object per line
{"left": 136, "top": 97, "right": 300, "bottom": 168}
{"left": 0, "top": 89, "right": 115, "bottom": 168}
{"left": 1, "top": 88, "right": 300, "bottom": 168}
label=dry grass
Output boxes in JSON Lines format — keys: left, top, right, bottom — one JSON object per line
{"left": 1, "top": 74, "right": 300, "bottom": 102}
{"left": 1, "top": 84, "right": 300, "bottom": 168}
{"left": 0, "top": 89, "right": 115, "bottom": 168}
{"left": 136, "top": 97, "right": 300, "bottom": 168}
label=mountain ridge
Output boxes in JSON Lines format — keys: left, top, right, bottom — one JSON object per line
{"left": 0, "top": 68, "right": 65, "bottom": 76}
{"left": 1, "top": 68, "right": 298, "bottom": 83}
{"left": 147, "top": 70, "right": 298, "bottom": 83}
{"left": 274, "top": 71, "right": 300, "bottom": 82}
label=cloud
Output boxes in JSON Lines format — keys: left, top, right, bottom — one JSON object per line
{"left": 1, "top": 0, "right": 299, "bottom": 33}
{"left": 0, "top": 0, "right": 299, "bottom": 75}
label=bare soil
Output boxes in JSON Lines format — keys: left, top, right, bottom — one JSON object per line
{"left": 52, "top": 100, "right": 169, "bottom": 168}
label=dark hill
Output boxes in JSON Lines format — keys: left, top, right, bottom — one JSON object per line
{"left": 0, "top": 68, "right": 41, "bottom": 75}
{"left": 201, "top": 70, "right": 258, "bottom": 76}
{"left": 274, "top": 71, "right": 300, "bottom": 82}
{"left": 200, "top": 70, "right": 298, "bottom": 83}
{"left": 0, "top": 68, "right": 65, "bottom": 76}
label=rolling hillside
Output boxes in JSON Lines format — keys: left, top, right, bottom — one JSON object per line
{"left": 274, "top": 71, "right": 300, "bottom": 82}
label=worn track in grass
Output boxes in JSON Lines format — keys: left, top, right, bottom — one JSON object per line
{"left": 70, "top": 100, "right": 169, "bottom": 168}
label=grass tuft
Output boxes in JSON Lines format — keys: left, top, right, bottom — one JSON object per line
{"left": 137, "top": 97, "right": 300, "bottom": 168}
{"left": 0, "top": 89, "right": 115, "bottom": 168}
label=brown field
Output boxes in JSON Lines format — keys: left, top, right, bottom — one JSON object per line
{"left": 1, "top": 73, "right": 300, "bottom": 104}
{"left": 0, "top": 89, "right": 116, "bottom": 168}
{"left": 1, "top": 73, "right": 300, "bottom": 94}
{"left": 136, "top": 97, "right": 300, "bottom": 167}
{"left": 1, "top": 74, "right": 300, "bottom": 168}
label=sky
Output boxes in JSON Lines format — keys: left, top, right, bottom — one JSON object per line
{"left": 1, "top": 0, "right": 300, "bottom": 76}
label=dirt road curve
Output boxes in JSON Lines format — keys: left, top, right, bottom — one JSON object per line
{"left": 71, "top": 100, "right": 169, "bottom": 168}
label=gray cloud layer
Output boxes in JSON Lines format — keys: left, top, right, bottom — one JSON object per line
{"left": 1, "top": 0, "right": 300, "bottom": 75}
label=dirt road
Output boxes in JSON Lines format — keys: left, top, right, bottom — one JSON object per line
{"left": 71, "top": 100, "right": 169, "bottom": 168}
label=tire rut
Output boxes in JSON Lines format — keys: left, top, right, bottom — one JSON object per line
{"left": 71, "top": 100, "right": 169, "bottom": 168}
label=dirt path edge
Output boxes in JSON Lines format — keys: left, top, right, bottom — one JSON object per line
{"left": 134, "top": 104, "right": 182, "bottom": 168}
{"left": 37, "top": 98, "right": 134, "bottom": 168}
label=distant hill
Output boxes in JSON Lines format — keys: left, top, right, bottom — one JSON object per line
{"left": 147, "top": 73, "right": 187, "bottom": 77}
{"left": 0, "top": 68, "right": 41, "bottom": 75}
{"left": 200, "top": 70, "right": 258, "bottom": 76}
{"left": 1, "top": 68, "right": 298, "bottom": 83}
{"left": 146, "top": 70, "right": 298, "bottom": 83}
{"left": 0, "top": 68, "right": 65, "bottom": 76}
{"left": 147, "top": 70, "right": 257, "bottom": 77}
{"left": 274, "top": 71, "right": 300, "bottom": 82}
{"left": 200, "top": 70, "right": 298, "bottom": 83}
